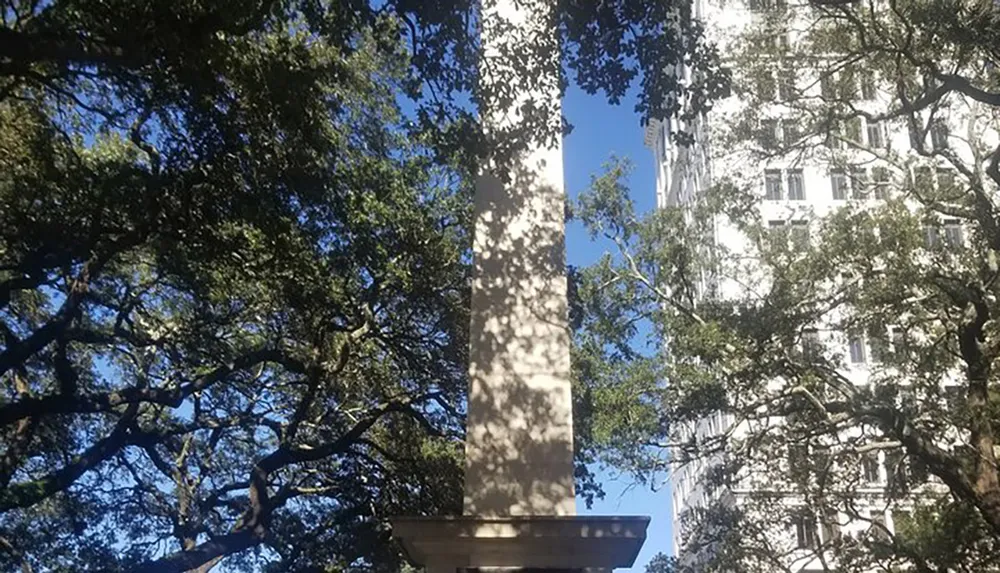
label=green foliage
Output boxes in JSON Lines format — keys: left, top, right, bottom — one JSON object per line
{"left": 644, "top": 552, "right": 678, "bottom": 573}
{"left": 1, "top": 6, "right": 470, "bottom": 568}
{"left": 0, "top": 0, "right": 727, "bottom": 570}
{"left": 572, "top": 1, "right": 1000, "bottom": 568}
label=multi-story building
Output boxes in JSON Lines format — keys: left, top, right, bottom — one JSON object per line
{"left": 650, "top": 1, "right": 997, "bottom": 570}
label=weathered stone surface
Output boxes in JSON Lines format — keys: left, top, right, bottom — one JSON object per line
{"left": 463, "top": 0, "right": 575, "bottom": 518}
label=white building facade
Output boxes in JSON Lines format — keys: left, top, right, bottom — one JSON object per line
{"left": 653, "top": 1, "right": 998, "bottom": 571}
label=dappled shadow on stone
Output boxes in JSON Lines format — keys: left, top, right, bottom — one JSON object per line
{"left": 463, "top": 148, "right": 575, "bottom": 517}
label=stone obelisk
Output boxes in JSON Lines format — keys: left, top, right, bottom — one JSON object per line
{"left": 392, "top": 0, "right": 648, "bottom": 569}
{"left": 462, "top": 0, "right": 575, "bottom": 519}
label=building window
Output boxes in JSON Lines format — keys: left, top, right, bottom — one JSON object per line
{"left": 885, "top": 449, "right": 908, "bottom": 492}
{"left": 719, "top": 67, "right": 733, "bottom": 98}
{"left": 884, "top": 449, "right": 927, "bottom": 494}
{"left": 931, "top": 121, "right": 949, "bottom": 150}
{"left": 851, "top": 167, "right": 869, "bottom": 199}
{"left": 849, "top": 332, "right": 867, "bottom": 363}
{"left": 801, "top": 328, "right": 820, "bottom": 357}
{"left": 870, "top": 510, "right": 889, "bottom": 541}
{"left": 826, "top": 121, "right": 844, "bottom": 149}
{"left": 869, "top": 327, "right": 890, "bottom": 362}
{"left": 781, "top": 120, "right": 802, "bottom": 147}
{"left": 860, "top": 72, "right": 877, "bottom": 100}
{"left": 818, "top": 69, "right": 860, "bottom": 101}
{"left": 814, "top": 447, "right": 832, "bottom": 481}
{"left": 791, "top": 221, "right": 810, "bottom": 250}
{"left": 943, "top": 219, "right": 964, "bottom": 248}
{"left": 794, "top": 511, "right": 819, "bottom": 549}
{"left": 769, "top": 32, "right": 790, "bottom": 52}
{"left": 779, "top": 68, "right": 797, "bottom": 101}
{"left": 768, "top": 221, "right": 787, "bottom": 247}
{"left": 923, "top": 224, "right": 940, "bottom": 248}
{"left": 783, "top": 120, "right": 801, "bottom": 147}
{"left": 788, "top": 443, "right": 809, "bottom": 470}
{"left": 831, "top": 170, "right": 849, "bottom": 200}
{"left": 757, "top": 70, "right": 776, "bottom": 101}
{"left": 839, "top": 69, "right": 858, "bottom": 100}
{"left": 787, "top": 169, "right": 805, "bottom": 200}
{"left": 889, "top": 325, "right": 906, "bottom": 357}
{"left": 872, "top": 167, "right": 890, "bottom": 199}
{"left": 821, "top": 510, "right": 841, "bottom": 545}
{"left": 846, "top": 117, "right": 863, "bottom": 144}
{"left": 922, "top": 219, "right": 962, "bottom": 250}
{"left": 914, "top": 166, "right": 933, "bottom": 190}
{"left": 759, "top": 119, "right": 780, "bottom": 149}
{"left": 937, "top": 168, "right": 956, "bottom": 193}
{"left": 820, "top": 73, "right": 836, "bottom": 99}
{"left": 862, "top": 454, "right": 881, "bottom": 484}
{"left": 765, "top": 169, "right": 783, "bottom": 200}
{"left": 944, "top": 384, "right": 964, "bottom": 410}
{"left": 866, "top": 121, "right": 885, "bottom": 148}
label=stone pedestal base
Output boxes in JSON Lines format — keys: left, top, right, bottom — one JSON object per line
{"left": 391, "top": 516, "right": 649, "bottom": 573}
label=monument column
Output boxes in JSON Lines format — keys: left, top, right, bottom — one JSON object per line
{"left": 392, "top": 0, "right": 649, "bottom": 569}
{"left": 463, "top": 0, "right": 575, "bottom": 518}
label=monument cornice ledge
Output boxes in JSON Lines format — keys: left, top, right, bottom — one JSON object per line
{"left": 391, "top": 515, "right": 650, "bottom": 570}
{"left": 392, "top": 514, "right": 649, "bottom": 530}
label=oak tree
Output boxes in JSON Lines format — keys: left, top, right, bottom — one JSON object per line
{"left": 0, "top": 0, "right": 724, "bottom": 571}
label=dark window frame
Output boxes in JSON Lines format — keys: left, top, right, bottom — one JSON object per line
{"left": 831, "top": 170, "right": 849, "bottom": 200}
{"left": 765, "top": 169, "right": 784, "bottom": 200}
{"left": 794, "top": 510, "right": 819, "bottom": 549}
{"left": 931, "top": 121, "right": 949, "bottom": 150}
{"left": 787, "top": 169, "right": 805, "bottom": 200}
{"left": 866, "top": 121, "right": 884, "bottom": 148}
{"left": 848, "top": 333, "right": 867, "bottom": 363}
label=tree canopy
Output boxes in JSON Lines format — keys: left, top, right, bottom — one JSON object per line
{"left": 572, "top": 0, "right": 1000, "bottom": 571}
{"left": 0, "top": 0, "right": 725, "bottom": 571}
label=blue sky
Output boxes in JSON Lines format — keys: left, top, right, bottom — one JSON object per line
{"left": 561, "top": 83, "right": 670, "bottom": 572}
